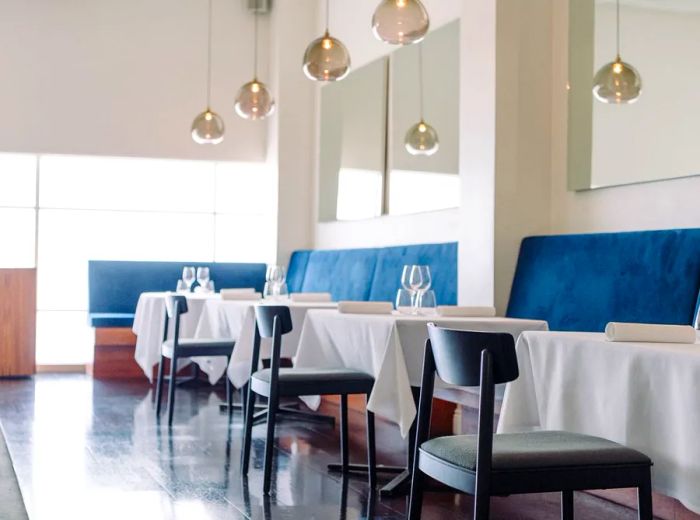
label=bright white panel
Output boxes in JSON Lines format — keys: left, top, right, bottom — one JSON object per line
{"left": 215, "top": 162, "right": 274, "bottom": 215}
{"left": 389, "top": 170, "right": 460, "bottom": 216}
{"left": 36, "top": 209, "right": 215, "bottom": 311}
{"left": 0, "top": 208, "right": 36, "bottom": 268}
{"left": 214, "top": 214, "right": 276, "bottom": 264}
{"left": 39, "top": 155, "right": 217, "bottom": 212}
{"left": 335, "top": 168, "right": 383, "bottom": 221}
{"left": 0, "top": 153, "right": 36, "bottom": 207}
{"left": 35, "top": 311, "right": 94, "bottom": 365}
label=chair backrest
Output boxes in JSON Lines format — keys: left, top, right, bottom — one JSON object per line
{"left": 426, "top": 324, "right": 518, "bottom": 387}
{"left": 254, "top": 305, "right": 293, "bottom": 338}
{"left": 164, "top": 294, "right": 188, "bottom": 318}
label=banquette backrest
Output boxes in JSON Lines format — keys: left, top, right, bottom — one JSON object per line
{"left": 88, "top": 260, "right": 267, "bottom": 327}
{"left": 287, "top": 242, "right": 458, "bottom": 305}
{"left": 506, "top": 228, "right": 700, "bottom": 332}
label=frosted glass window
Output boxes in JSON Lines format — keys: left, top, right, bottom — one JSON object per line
{"left": 0, "top": 208, "right": 36, "bottom": 267}
{"left": 215, "top": 162, "right": 274, "bottom": 215}
{"left": 39, "top": 155, "right": 216, "bottom": 213}
{"left": 336, "top": 168, "right": 383, "bottom": 221}
{"left": 35, "top": 311, "right": 95, "bottom": 365}
{"left": 215, "top": 214, "right": 276, "bottom": 264}
{"left": 37, "top": 209, "right": 215, "bottom": 311}
{"left": 0, "top": 153, "right": 36, "bottom": 207}
{"left": 388, "top": 170, "right": 460, "bottom": 216}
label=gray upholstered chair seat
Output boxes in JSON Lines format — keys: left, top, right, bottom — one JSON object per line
{"left": 162, "top": 338, "right": 234, "bottom": 357}
{"left": 253, "top": 367, "right": 374, "bottom": 384}
{"left": 251, "top": 368, "right": 374, "bottom": 397}
{"left": 420, "top": 431, "right": 651, "bottom": 473}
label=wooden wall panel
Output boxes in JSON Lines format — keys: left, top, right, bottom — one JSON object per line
{"left": 89, "top": 328, "right": 144, "bottom": 379}
{"left": 0, "top": 269, "right": 36, "bottom": 377}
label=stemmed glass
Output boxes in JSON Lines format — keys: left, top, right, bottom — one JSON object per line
{"left": 264, "top": 265, "right": 288, "bottom": 300}
{"left": 182, "top": 266, "right": 195, "bottom": 292}
{"left": 410, "top": 265, "right": 432, "bottom": 312}
{"left": 196, "top": 267, "right": 210, "bottom": 291}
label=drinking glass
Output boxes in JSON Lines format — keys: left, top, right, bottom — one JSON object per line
{"left": 196, "top": 267, "right": 210, "bottom": 289}
{"left": 401, "top": 265, "right": 413, "bottom": 290}
{"left": 176, "top": 279, "right": 187, "bottom": 293}
{"left": 182, "top": 267, "right": 195, "bottom": 291}
{"left": 277, "top": 282, "right": 289, "bottom": 299}
{"left": 263, "top": 282, "right": 275, "bottom": 300}
{"left": 206, "top": 280, "right": 216, "bottom": 293}
{"left": 395, "top": 289, "right": 414, "bottom": 314}
{"left": 418, "top": 290, "right": 437, "bottom": 315}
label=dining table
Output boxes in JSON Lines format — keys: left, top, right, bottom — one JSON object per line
{"left": 497, "top": 330, "right": 700, "bottom": 515}
{"left": 294, "top": 308, "right": 549, "bottom": 495}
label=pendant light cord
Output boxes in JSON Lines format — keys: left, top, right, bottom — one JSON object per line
{"left": 253, "top": 11, "right": 259, "bottom": 79}
{"left": 418, "top": 43, "right": 425, "bottom": 120}
{"left": 206, "top": 0, "right": 213, "bottom": 108}
{"left": 616, "top": 0, "right": 621, "bottom": 58}
{"left": 326, "top": 0, "right": 330, "bottom": 31}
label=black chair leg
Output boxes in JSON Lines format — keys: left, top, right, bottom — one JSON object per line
{"left": 407, "top": 464, "right": 424, "bottom": 520}
{"left": 474, "top": 494, "right": 490, "bottom": 520}
{"left": 241, "top": 386, "right": 257, "bottom": 475}
{"left": 262, "top": 394, "right": 278, "bottom": 495}
{"left": 340, "top": 394, "right": 349, "bottom": 472}
{"left": 167, "top": 356, "right": 178, "bottom": 426}
{"left": 638, "top": 471, "right": 653, "bottom": 520}
{"left": 562, "top": 490, "right": 574, "bottom": 520}
{"left": 155, "top": 355, "right": 166, "bottom": 417}
{"left": 366, "top": 394, "right": 376, "bottom": 490}
{"left": 225, "top": 357, "right": 233, "bottom": 417}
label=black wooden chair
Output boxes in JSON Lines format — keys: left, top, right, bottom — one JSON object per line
{"left": 408, "top": 324, "right": 653, "bottom": 520}
{"left": 241, "top": 305, "right": 377, "bottom": 494}
{"left": 155, "top": 294, "right": 235, "bottom": 426}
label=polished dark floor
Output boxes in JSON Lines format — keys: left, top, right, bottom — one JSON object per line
{"left": 0, "top": 375, "right": 648, "bottom": 519}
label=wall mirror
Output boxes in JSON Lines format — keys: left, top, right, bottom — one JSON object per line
{"left": 318, "top": 21, "right": 460, "bottom": 222}
{"left": 568, "top": 0, "right": 700, "bottom": 191}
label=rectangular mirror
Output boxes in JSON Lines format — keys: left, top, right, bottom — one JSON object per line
{"left": 387, "top": 20, "right": 460, "bottom": 216}
{"left": 318, "top": 59, "right": 388, "bottom": 222}
{"left": 568, "top": 0, "right": 700, "bottom": 190}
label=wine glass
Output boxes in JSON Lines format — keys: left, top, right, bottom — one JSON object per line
{"left": 395, "top": 289, "right": 414, "bottom": 314}
{"left": 401, "top": 265, "right": 412, "bottom": 290}
{"left": 182, "top": 267, "right": 195, "bottom": 291}
{"left": 196, "top": 267, "right": 210, "bottom": 291}
{"left": 408, "top": 265, "right": 424, "bottom": 314}
{"left": 418, "top": 290, "right": 437, "bottom": 315}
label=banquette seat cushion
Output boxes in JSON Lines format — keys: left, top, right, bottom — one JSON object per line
{"left": 506, "top": 228, "right": 700, "bottom": 332}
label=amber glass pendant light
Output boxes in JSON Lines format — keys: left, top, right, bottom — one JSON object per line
{"left": 592, "top": 0, "right": 642, "bottom": 104}
{"left": 191, "top": 0, "right": 225, "bottom": 144}
{"left": 405, "top": 43, "right": 438, "bottom": 156}
{"left": 372, "top": 0, "right": 430, "bottom": 45}
{"left": 235, "top": 10, "right": 275, "bottom": 120}
{"left": 302, "top": 0, "right": 351, "bottom": 82}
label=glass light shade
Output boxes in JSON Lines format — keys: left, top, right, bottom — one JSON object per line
{"left": 592, "top": 57, "right": 642, "bottom": 104}
{"left": 235, "top": 79, "right": 275, "bottom": 120}
{"left": 302, "top": 31, "right": 351, "bottom": 82}
{"left": 372, "top": 0, "right": 430, "bottom": 45}
{"left": 191, "top": 109, "right": 225, "bottom": 144}
{"left": 405, "top": 120, "right": 439, "bottom": 156}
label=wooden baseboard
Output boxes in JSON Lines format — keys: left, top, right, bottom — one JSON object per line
{"left": 91, "top": 328, "right": 146, "bottom": 380}
{"left": 36, "top": 364, "right": 86, "bottom": 374}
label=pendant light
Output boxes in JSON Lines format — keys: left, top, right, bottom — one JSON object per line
{"left": 372, "top": 0, "right": 430, "bottom": 45}
{"left": 405, "top": 43, "right": 438, "bottom": 156}
{"left": 191, "top": 0, "right": 225, "bottom": 144}
{"left": 302, "top": 0, "right": 351, "bottom": 82}
{"left": 592, "top": 0, "right": 642, "bottom": 104}
{"left": 235, "top": 10, "right": 275, "bottom": 120}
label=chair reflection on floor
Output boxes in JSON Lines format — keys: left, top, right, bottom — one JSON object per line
{"left": 240, "top": 473, "right": 375, "bottom": 520}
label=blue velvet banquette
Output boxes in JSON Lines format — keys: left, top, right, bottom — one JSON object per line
{"left": 87, "top": 242, "right": 459, "bottom": 328}
{"left": 506, "top": 228, "right": 700, "bottom": 332}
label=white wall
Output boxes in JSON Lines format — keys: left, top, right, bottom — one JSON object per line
{"left": 0, "top": 0, "right": 269, "bottom": 162}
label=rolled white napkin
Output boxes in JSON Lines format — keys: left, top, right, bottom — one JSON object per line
{"left": 220, "top": 289, "right": 261, "bottom": 301}
{"left": 338, "top": 301, "right": 393, "bottom": 315}
{"left": 605, "top": 322, "right": 697, "bottom": 344}
{"left": 290, "top": 292, "right": 333, "bottom": 303}
{"left": 436, "top": 306, "right": 497, "bottom": 318}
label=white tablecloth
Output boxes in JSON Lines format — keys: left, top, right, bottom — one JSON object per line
{"left": 498, "top": 330, "right": 700, "bottom": 514}
{"left": 294, "top": 310, "right": 548, "bottom": 437}
{"left": 194, "top": 300, "right": 337, "bottom": 388}
{"left": 132, "top": 292, "right": 221, "bottom": 383}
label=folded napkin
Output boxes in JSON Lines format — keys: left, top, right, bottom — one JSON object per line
{"left": 290, "top": 292, "right": 333, "bottom": 303}
{"left": 220, "top": 289, "right": 261, "bottom": 301}
{"left": 337, "top": 301, "right": 393, "bottom": 315}
{"left": 436, "top": 306, "right": 497, "bottom": 318}
{"left": 605, "top": 322, "right": 697, "bottom": 344}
